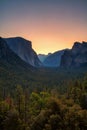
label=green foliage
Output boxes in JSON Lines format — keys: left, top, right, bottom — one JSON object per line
{"left": 67, "top": 78, "right": 87, "bottom": 109}
{"left": 29, "top": 91, "right": 50, "bottom": 120}
{"left": 0, "top": 86, "right": 87, "bottom": 130}
{"left": 0, "top": 101, "right": 9, "bottom": 129}
{"left": 0, "top": 65, "right": 87, "bottom": 129}
{"left": 31, "top": 98, "right": 87, "bottom": 130}
{"left": 3, "top": 109, "right": 23, "bottom": 130}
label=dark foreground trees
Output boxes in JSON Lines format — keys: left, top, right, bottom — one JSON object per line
{"left": 0, "top": 80, "right": 87, "bottom": 130}
{"left": 31, "top": 98, "right": 87, "bottom": 130}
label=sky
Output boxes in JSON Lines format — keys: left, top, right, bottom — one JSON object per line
{"left": 0, "top": 0, "right": 87, "bottom": 54}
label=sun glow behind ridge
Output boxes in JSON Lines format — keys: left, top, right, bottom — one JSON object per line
{"left": 0, "top": 0, "right": 87, "bottom": 54}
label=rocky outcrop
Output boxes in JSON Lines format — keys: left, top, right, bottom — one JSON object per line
{"left": 38, "top": 53, "right": 51, "bottom": 62}
{"left": 0, "top": 37, "right": 18, "bottom": 61}
{"left": 61, "top": 41, "right": 87, "bottom": 68}
{"left": 0, "top": 37, "right": 32, "bottom": 70}
{"left": 4, "top": 37, "right": 42, "bottom": 67}
{"left": 43, "top": 50, "right": 66, "bottom": 67}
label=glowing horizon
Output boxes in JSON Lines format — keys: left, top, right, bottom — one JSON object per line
{"left": 0, "top": 0, "right": 87, "bottom": 54}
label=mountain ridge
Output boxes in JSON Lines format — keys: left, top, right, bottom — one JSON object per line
{"left": 38, "top": 53, "right": 51, "bottom": 62}
{"left": 43, "top": 49, "right": 68, "bottom": 67}
{"left": 4, "top": 37, "right": 42, "bottom": 67}
{"left": 60, "top": 41, "right": 87, "bottom": 68}
{"left": 1, "top": 36, "right": 87, "bottom": 69}
{"left": 0, "top": 37, "right": 34, "bottom": 71}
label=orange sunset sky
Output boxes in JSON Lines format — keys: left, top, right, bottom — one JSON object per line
{"left": 0, "top": 0, "right": 87, "bottom": 54}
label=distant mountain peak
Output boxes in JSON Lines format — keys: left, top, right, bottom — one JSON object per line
{"left": 82, "top": 41, "right": 87, "bottom": 43}
{"left": 43, "top": 49, "right": 67, "bottom": 67}
{"left": 61, "top": 41, "right": 87, "bottom": 68}
{"left": 72, "top": 41, "right": 87, "bottom": 49}
{"left": 38, "top": 53, "right": 51, "bottom": 62}
{"left": 3, "top": 37, "right": 42, "bottom": 67}
{"left": 4, "top": 37, "right": 32, "bottom": 48}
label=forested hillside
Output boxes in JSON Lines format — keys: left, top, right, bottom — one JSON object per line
{"left": 0, "top": 77, "right": 87, "bottom": 130}
{"left": 0, "top": 65, "right": 87, "bottom": 129}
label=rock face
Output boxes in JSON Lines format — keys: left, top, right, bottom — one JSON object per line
{"left": 38, "top": 53, "right": 51, "bottom": 62}
{"left": 61, "top": 41, "right": 87, "bottom": 67}
{"left": 43, "top": 50, "right": 66, "bottom": 67}
{"left": 0, "top": 37, "right": 32, "bottom": 69}
{"left": 0, "top": 37, "right": 19, "bottom": 61}
{"left": 4, "top": 37, "right": 42, "bottom": 67}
